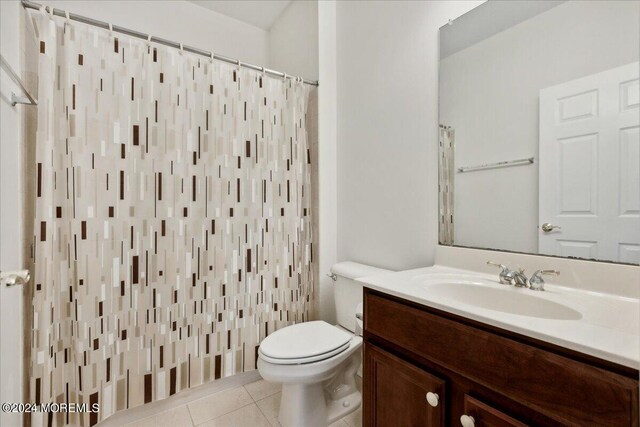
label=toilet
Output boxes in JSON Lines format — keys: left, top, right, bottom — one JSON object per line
{"left": 257, "top": 262, "right": 391, "bottom": 427}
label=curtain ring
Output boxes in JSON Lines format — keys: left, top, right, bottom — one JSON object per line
{"left": 147, "top": 34, "right": 152, "bottom": 47}
{"left": 108, "top": 23, "right": 114, "bottom": 38}
{"left": 64, "top": 10, "right": 70, "bottom": 24}
{"left": 179, "top": 43, "right": 184, "bottom": 55}
{"left": 282, "top": 72, "right": 287, "bottom": 82}
{"left": 209, "top": 51, "right": 214, "bottom": 63}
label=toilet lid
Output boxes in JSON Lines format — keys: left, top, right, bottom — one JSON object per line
{"left": 259, "top": 321, "right": 353, "bottom": 363}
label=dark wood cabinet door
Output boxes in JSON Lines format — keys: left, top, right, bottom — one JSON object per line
{"left": 462, "top": 395, "right": 528, "bottom": 427}
{"left": 364, "top": 343, "right": 445, "bottom": 427}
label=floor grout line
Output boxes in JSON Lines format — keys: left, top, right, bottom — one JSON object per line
{"left": 254, "top": 399, "right": 272, "bottom": 424}
{"left": 254, "top": 393, "right": 279, "bottom": 427}
{"left": 186, "top": 402, "right": 197, "bottom": 426}
{"left": 242, "top": 385, "right": 257, "bottom": 403}
{"left": 244, "top": 382, "right": 282, "bottom": 404}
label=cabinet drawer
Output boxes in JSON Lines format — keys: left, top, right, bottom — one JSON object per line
{"left": 365, "top": 291, "right": 638, "bottom": 426}
{"left": 463, "top": 395, "right": 528, "bottom": 427}
{"left": 364, "top": 344, "right": 445, "bottom": 427}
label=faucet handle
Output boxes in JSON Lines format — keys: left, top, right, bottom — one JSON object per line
{"left": 487, "top": 261, "right": 509, "bottom": 271}
{"left": 533, "top": 269, "right": 559, "bottom": 277}
{"left": 487, "top": 261, "right": 507, "bottom": 270}
{"left": 529, "top": 269, "right": 560, "bottom": 291}
{"left": 486, "top": 261, "right": 515, "bottom": 285}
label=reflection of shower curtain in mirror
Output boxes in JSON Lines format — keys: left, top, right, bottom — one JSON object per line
{"left": 30, "top": 11, "right": 314, "bottom": 426}
{"left": 439, "top": 125, "right": 454, "bottom": 245}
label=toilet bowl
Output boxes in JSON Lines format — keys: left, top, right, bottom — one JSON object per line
{"left": 257, "top": 262, "right": 392, "bottom": 427}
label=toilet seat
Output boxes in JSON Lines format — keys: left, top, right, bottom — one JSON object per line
{"left": 258, "top": 320, "right": 353, "bottom": 365}
{"left": 259, "top": 341, "right": 352, "bottom": 365}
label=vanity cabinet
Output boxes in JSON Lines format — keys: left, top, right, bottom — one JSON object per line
{"left": 365, "top": 344, "right": 445, "bottom": 426}
{"left": 363, "top": 289, "right": 639, "bottom": 426}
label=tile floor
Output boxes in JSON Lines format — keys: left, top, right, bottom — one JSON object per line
{"left": 124, "top": 379, "right": 362, "bottom": 427}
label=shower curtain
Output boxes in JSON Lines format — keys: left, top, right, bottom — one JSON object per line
{"left": 30, "top": 10, "right": 314, "bottom": 426}
{"left": 438, "top": 125, "right": 454, "bottom": 245}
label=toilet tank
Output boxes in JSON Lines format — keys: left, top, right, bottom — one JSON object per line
{"left": 330, "top": 262, "right": 393, "bottom": 333}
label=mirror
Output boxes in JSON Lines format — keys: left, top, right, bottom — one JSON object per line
{"left": 438, "top": 0, "right": 640, "bottom": 265}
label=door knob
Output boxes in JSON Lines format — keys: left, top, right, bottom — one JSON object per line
{"left": 425, "top": 392, "right": 439, "bottom": 407}
{"left": 541, "top": 223, "right": 561, "bottom": 232}
{"left": 460, "top": 414, "right": 475, "bottom": 427}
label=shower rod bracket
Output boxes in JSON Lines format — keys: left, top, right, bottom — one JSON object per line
{"left": 11, "top": 94, "right": 32, "bottom": 106}
{"left": 0, "top": 54, "right": 38, "bottom": 106}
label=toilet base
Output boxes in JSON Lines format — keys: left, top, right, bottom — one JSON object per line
{"left": 279, "top": 384, "right": 361, "bottom": 427}
{"left": 276, "top": 350, "right": 362, "bottom": 427}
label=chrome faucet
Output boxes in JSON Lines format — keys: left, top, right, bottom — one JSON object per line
{"left": 529, "top": 270, "right": 560, "bottom": 291}
{"left": 487, "top": 262, "right": 560, "bottom": 291}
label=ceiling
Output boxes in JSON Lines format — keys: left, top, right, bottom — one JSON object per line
{"left": 440, "top": 0, "right": 565, "bottom": 59}
{"left": 188, "top": 1, "right": 292, "bottom": 30}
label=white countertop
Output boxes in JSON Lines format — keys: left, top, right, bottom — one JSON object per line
{"left": 357, "top": 265, "right": 640, "bottom": 369}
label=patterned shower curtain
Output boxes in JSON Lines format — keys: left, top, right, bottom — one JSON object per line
{"left": 438, "top": 125, "right": 454, "bottom": 245}
{"left": 30, "top": 10, "right": 314, "bottom": 427}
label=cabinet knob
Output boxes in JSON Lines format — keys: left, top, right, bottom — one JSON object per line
{"left": 460, "top": 415, "right": 475, "bottom": 427}
{"left": 425, "top": 392, "right": 439, "bottom": 407}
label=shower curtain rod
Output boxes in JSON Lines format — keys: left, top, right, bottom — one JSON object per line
{"left": 21, "top": 0, "right": 319, "bottom": 87}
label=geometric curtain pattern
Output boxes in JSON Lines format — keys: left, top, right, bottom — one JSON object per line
{"left": 438, "top": 125, "right": 454, "bottom": 245}
{"left": 30, "top": 11, "right": 314, "bottom": 426}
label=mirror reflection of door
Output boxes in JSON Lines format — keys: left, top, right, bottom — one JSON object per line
{"left": 539, "top": 63, "right": 640, "bottom": 263}
{"left": 439, "top": 0, "right": 640, "bottom": 264}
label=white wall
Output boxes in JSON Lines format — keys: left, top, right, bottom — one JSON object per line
{"left": 317, "top": 1, "right": 338, "bottom": 322}
{"left": 335, "top": 0, "right": 483, "bottom": 271}
{"left": 441, "top": 0, "right": 639, "bottom": 254}
{"left": 269, "top": 0, "right": 319, "bottom": 81}
{"left": 0, "top": 1, "right": 28, "bottom": 425}
{"left": 37, "top": 0, "right": 269, "bottom": 65}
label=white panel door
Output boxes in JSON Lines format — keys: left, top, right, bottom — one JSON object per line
{"left": 539, "top": 62, "right": 640, "bottom": 263}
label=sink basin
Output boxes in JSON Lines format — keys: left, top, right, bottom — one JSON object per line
{"left": 423, "top": 282, "right": 582, "bottom": 320}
